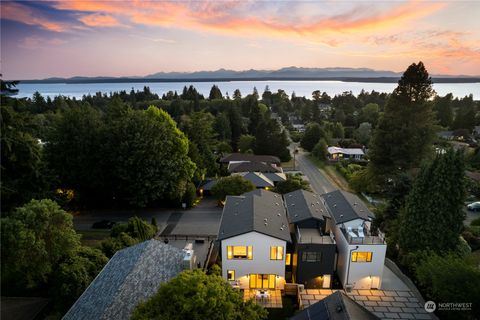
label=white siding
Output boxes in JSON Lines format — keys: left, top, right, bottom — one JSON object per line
{"left": 333, "top": 224, "right": 386, "bottom": 289}
{"left": 221, "top": 231, "right": 286, "bottom": 289}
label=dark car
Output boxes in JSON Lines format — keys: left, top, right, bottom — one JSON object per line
{"left": 92, "top": 220, "right": 116, "bottom": 229}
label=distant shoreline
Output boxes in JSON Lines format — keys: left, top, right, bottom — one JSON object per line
{"left": 16, "top": 77, "right": 480, "bottom": 84}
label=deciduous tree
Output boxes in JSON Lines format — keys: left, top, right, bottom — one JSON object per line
{"left": 211, "top": 175, "right": 256, "bottom": 201}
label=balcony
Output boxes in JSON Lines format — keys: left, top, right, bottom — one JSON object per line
{"left": 341, "top": 225, "right": 385, "bottom": 245}
{"left": 296, "top": 227, "right": 335, "bottom": 244}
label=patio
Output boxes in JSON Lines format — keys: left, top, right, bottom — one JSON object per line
{"left": 243, "top": 289, "right": 283, "bottom": 308}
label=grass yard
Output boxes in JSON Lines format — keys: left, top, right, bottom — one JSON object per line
{"left": 77, "top": 229, "right": 110, "bottom": 248}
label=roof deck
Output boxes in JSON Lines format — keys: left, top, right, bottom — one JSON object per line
{"left": 296, "top": 227, "right": 335, "bottom": 245}
{"left": 341, "top": 226, "right": 386, "bottom": 245}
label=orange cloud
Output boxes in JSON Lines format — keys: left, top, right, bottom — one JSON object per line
{"left": 79, "top": 14, "right": 121, "bottom": 27}
{"left": 2, "top": 1, "right": 67, "bottom": 32}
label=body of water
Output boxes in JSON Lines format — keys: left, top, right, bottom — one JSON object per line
{"left": 15, "top": 80, "right": 479, "bottom": 100}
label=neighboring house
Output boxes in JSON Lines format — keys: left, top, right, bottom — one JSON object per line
{"left": 327, "top": 147, "right": 365, "bottom": 161}
{"left": 284, "top": 190, "right": 336, "bottom": 289}
{"left": 228, "top": 161, "right": 283, "bottom": 174}
{"left": 217, "top": 189, "right": 291, "bottom": 290}
{"left": 220, "top": 153, "right": 281, "bottom": 166}
{"left": 233, "top": 172, "right": 276, "bottom": 189}
{"left": 290, "top": 291, "right": 379, "bottom": 320}
{"left": 322, "top": 190, "right": 386, "bottom": 290}
{"left": 63, "top": 240, "right": 184, "bottom": 320}
{"left": 292, "top": 124, "right": 306, "bottom": 132}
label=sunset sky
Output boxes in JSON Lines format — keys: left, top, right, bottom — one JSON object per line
{"left": 1, "top": 0, "right": 480, "bottom": 79}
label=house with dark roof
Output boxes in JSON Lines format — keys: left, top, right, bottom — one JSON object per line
{"left": 290, "top": 291, "right": 379, "bottom": 320}
{"left": 220, "top": 153, "right": 281, "bottom": 165}
{"left": 63, "top": 240, "right": 184, "bottom": 320}
{"left": 284, "top": 190, "right": 336, "bottom": 289}
{"left": 322, "top": 191, "right": 386, "bottom": 291}
{"left": 218, "top": 189, "right": 291, "bottom": 290}
{"left": 228, "top": 161, "right": 283, "bottom": 174}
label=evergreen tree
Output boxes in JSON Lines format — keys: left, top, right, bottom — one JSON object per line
{"left": 254, "top": 118, "right": 291, "bottom": 161}
{"left": 398, "top": 149, "right": 466, "bottom": 254}
{"left": 433, "top": 93, "right": 453, "bottom": 128}
{"left": 233, "top": 89, "right": 242, "bottom": 100}
{"left": 209, "top": 85, "right": 223, "bottom": 100}
{"left": 368, "top": 62, "right": 436, "bottom": 178}
{"left": 300, "top": 122, "right": 325, "bottom": 152}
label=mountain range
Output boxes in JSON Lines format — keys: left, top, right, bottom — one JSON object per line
{"left": 21, "top": 67, "right": 479, "bottom": 83}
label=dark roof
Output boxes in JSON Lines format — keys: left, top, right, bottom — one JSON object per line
{"left": 284, "top": 189, "right": 329, "bottom": 224}
{"left": 1, "top": 297, "right": 49, "bottom": 320}
{"left": 63, "top": 240, "right": 184, "bottom": 320}
{"left": 228, "top": 161, "right": 282, "bottom": 173}
{"left": 200, "top": 179, "right": 217, "bottom": 191}
{"left": 322, "top": 190, "right": 373, "bottom": 225}
{"left": 236, "top": 172, "right": 274, "bottom": 188}
{"left": 220, "top": 153, "right": 281, "bottom": 164}
{"left": 217, "top": 189, "right": 291, "bottom": 242}
{"left": 290, "top": 291, "right": 379, "bottom": 320}
{"left": 263, "top": 172, "right": 287, "bottom": 183}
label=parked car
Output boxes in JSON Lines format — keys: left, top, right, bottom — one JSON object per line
{"left": 92, "top": 220, "right": 116, "bottom": 229}
{"left": 467, "top": 202, "right": 480, "bottom": 212}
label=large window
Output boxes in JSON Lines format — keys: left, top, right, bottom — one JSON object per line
{"left": 270, "top": 246, "right": 284, "bottom": 260}
{"left": 351, "top": 252, "right": 372, "bottom": 262}
{"left": 285, "top": 253, "right": 291, "bottom": 266}
{"left": 249, "top": 274, "right": 276, "bottom": 289}
{"left": 302, "top": 251, "right": 322, "bottom": 262}
{"left": 227, "top": 246, "right": 253, "bottom": 260}
{"left": 227, "top": 270, "right": 235, "bottom": 281}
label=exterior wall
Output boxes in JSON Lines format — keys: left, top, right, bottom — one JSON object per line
{"left": 294, "top": 243, "right": 336, "bottom": 288}
{"left": 333, "top": 224, "right": 386, "bottom": 290}
{"left": 221, "top": 231, "right": 286, "bottom": 289}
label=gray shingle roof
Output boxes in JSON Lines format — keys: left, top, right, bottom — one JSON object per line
{"left": 290, "top": 291, "right": 379, "bottom": 320}
{"left": 228, "top": 161, "right": 282, "bottom": 173}
{"left": 322, "top": 190, "right": 373, "bottom": 225}
{"left": 284, "top": 189, "right": 329, "bottom": 224}
{"left": 63, "top": 240, "right": 184, "bottom": 320}
{"left": 220, "top": 153, "right": 281, "bottom": 164}
{"left": 217, "top": 189, "right": 291, "bottom": 242}
{"left": 235, "top": 172, "right": 274, "bottom": 188}
{"left": 263, "top": 172, "right": 287, "bottom": 183}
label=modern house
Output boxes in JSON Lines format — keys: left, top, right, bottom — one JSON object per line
{"left": 284, "top": 190, "right": 336, "bottom": 289}
{"left": 218, "top": 189, "right": 291, "bottom": 290}
{"left": 290, "top": 291, "right": 379, "bottom": 320}
{"left": 327, "top": 147, "right": 365, "bottom": 161}
{"left": 63, "top": 240, "right": 184, "bottom": 320}
{"left": 217, "top": 188, "right": 387, "bottom": 294}
{"left": 322, "top": 190, "right": 386, "bottom": 290}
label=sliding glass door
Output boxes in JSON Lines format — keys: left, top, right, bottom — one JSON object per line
{"left": 249, "top": 274, "right": 276, "bottom": 289}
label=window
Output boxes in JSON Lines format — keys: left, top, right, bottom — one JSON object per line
{"left": 302, "top": 252, "right": 322, "bottom": 262}
{"left": 227, "top": 270, "right": 235, "bottom": 281}
{"left": 249, "top": 274, "right": 276, "bottom": 289}
{"left": 227, "top": 246, "right": 253, "bottom": 260}
{"left": 351, "top": 252, "right": 372, "bottom": 262}
{"left": 270, "top": 246, "right": 284, "bottom": 260}
{"left": 285, "top": 253, "right": 291, "bottom": 266}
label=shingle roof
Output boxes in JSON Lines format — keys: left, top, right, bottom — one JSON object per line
{"left": 63, "top": 240, "right": 184, "bottom": 320}
{"left": 217, "top": 189, "right": 291, "bottom": 242}
{"left": 228, "top": 161, "right": 282, "bottom": 173}
{"left": 263, "top": 172, "right": 287, "bottom": 183}
{"left": 322, "top": 190, "right": 373, "bottom": 225}
{"left": 220, "top": 153, "right": 281, "bottom": 164}
{"left": 284, "top": 189, "right": 329, "bottom": 224}
{"left": 290, "top": 291, "right": 379, "bottom": 320}
{"left": 235, "top": 172, "right": 275, "bottom": 188}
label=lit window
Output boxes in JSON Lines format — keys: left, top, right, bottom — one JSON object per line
{"left": 285, "top": 253, "right": 291, "bottom": 265}
{"left": 270, "top": 246, "right": 283, "bottom": 260}
{"left": 227, "top": 270, "right": 235, "bottom": 281}
{"left": 351, "top": 252, "right": 372, "bottom": 262}
{"left": 227, "top": 246, "right": 253, "bottom": 260}
{"left": 302, "top": 252, "right": 322, "bottom": 262}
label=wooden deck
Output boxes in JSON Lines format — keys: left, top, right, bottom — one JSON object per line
{"left": 243, "top": 289, "right": 283, "bottom": 308}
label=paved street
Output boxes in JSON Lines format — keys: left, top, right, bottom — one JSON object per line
{"left": 294, "top": 146, "right": 336, "bottom": 194}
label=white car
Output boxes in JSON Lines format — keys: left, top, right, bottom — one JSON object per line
{"left": 467, "top": 202, "right": 480, "bottom": 212}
